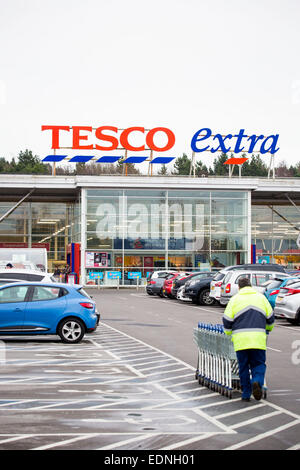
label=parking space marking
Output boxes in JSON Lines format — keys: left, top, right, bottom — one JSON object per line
{"left": 225, "top": 419, "right": 300, "bottom": 450}
{"left": 32, "top": 433, "right": 100, "bottom": 450}
{"left": 0, "top": 434, "right": 34, "bottom": 444}
{"left": 97, "top": 433, "right": 156, "bottom": 450}
{"left": 160, "top": 432, "right": 219, "bottom": 450}
{"left": 0, "top": 319, "right": 300, "bottom": 450}
{"left": 214, "top": 402, "right": 266, "bottom": 419}
{"left": 230, "top": 410, "right": 282, "bottom": 429}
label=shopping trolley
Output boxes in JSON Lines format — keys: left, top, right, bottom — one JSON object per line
{"left": 193, "top": 322, "right": 267, "bottom": 399}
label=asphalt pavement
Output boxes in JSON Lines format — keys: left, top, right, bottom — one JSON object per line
{"left": 0, "top": 287, "right": 299, "bottom": 451}
{"left": 92, "top": 288, "right": 300, "bottom": 416}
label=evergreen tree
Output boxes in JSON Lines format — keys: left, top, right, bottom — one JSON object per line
{"left": 157, "top": 164, "right": 168, "bottom": 175}
{"left": 15, "top": 149, "right": 50, "bottom": 174}
{"left": 172, "top": 153, "right": 191, "bottom": 175}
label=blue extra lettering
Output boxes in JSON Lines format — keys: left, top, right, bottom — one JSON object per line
{"left": 260, "top": 134, "right": 280, "bottom": 154}
{"left": 247, "top": 134, "right": 264, "bottom": 153}
{"left": 191, "top": 128, "right": 212, "bottom": 152}
{"left": 233, "top": 129, "right": 248, "bottom": 153}
{"left": 210, "top": 133, "right": 232, "bottom": 153}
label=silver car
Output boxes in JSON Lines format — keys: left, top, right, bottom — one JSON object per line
{"left": 210, "top": 264, "right": 286, "bottom": 304}
{"left": 274, "top": 280, "right": 300, "bottom": 325}
{"left": 210, "top": 267, "right": 234, "bottom": 303}
{"left": 220, "top": 269, "right": 290, "bottom": 305}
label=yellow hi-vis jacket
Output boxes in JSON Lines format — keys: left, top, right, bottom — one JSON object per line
{"left": 222, "top": 286, "right": 274, "bottom": 351}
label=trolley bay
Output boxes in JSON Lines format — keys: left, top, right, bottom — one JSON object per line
{"left": 0, "top": 288, "right": 299, "bottom": 451}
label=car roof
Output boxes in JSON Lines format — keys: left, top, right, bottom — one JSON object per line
{"left": 220, "top": 264, "right": 286, "bottom": 272}
{"left": 229, "top": 269, "right": 289, "bottom": 276}
{"left": 0, "top": 281, "right": 82, "bottom": 289}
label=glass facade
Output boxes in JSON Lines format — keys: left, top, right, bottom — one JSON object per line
{"left": 0, "top": 201, "right": 77, "bottom": 271}
{"left": 2, "top": 183, "right": 300, "bottom": 284}
{"left": 252, "top": 204, "right": 300, "bottom": 268}
{"left": 84, "top": 189, "right": 249, "bottom": 285}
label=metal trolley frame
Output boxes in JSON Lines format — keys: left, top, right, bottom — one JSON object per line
{"left": 193, "top": 323, "right": 267, "bottom": 399}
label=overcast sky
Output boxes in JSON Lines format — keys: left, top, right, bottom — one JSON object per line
{"left": 0, "top": 0, "right": 299, "bottom": 173}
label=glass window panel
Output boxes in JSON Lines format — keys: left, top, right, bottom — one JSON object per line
{"left": 211, "top": 252, "right": 247, "bottom": 268}
{"left": 211, "top": 234, "right": 247, "bottom": 251}
{"left": 211, "top": 198, "right": 247, "bottom": 216}
{"left": 211, "top": 216, "right": 247, "bottom": 234}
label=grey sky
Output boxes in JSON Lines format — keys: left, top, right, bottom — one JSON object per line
{"left": 0, "top": 0, "right": 299, "bottom": 172}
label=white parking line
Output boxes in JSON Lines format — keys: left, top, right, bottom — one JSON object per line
{"left": 97, "top": 433, "right": 156, "bottom": 450}
{"left": 32, "top": 433, "right": 100, "bottom": 450}
{"left": 159, "top": 432, "right": 220, "bottom": 450}
{"left": 225, "top": 419, "right": 300, "bottom": 450}
{"left": 0, "top": 435, "right": 34, "bottom": 444}
{"left": 215, "top": 402, "right": 266, "bottom": 419}
{"left": 142, "top": 393, "right": 220, "bottom": 410}
{"left": 230, "top": 410, "right": 282, "bottom": 429}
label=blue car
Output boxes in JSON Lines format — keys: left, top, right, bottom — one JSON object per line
{"left": 0, "top": 282, "right": 100, "bottom": 343}
{"left": 263, "top": 277, "right": 300, "bottom": 308}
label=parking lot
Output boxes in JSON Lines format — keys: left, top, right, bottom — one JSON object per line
{"left": 0, "top": 288, "right": 299, "bottom": 451}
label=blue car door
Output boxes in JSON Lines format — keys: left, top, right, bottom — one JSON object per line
{"left": 23, "top": 286, "right": 67, "bottom": 332}
{"left": 0, "top": 285, "right": 31, "bottom": 331}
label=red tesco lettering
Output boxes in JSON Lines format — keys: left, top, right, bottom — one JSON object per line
{"left": 41, "top": 125, "right": 175, "bottom": 152}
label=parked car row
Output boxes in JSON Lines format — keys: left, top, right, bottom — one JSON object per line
{"left": 209, "top": 263, "right": 300, "bottom": 325}
{"left": 146, "top": 270, "right": 216, "bottom": 305}
{"left": 146, "top": 264, "right": 300, "bottom": 324}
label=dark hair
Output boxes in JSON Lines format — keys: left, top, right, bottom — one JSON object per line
{"left": 238, "top": 277, "right": 251, "bottom": 289}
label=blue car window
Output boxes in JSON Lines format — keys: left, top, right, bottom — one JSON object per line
{"left": 0, "top": 285, "right": 29, "bottom": 303}
{"left": 31, "top": 286, "right": 61, "bottom": 302}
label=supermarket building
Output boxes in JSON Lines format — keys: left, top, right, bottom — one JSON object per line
{"left": 1, "top": 174, "right": 300, "bottom": 285}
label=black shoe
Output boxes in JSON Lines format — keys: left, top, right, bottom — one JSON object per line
{"left": 241, "top": 397, "right": 251, "bottom": 402}
{"left": 252, "top": 381, "right": 262, "bottom": 401}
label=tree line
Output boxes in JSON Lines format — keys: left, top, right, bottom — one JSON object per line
{"left": 0, "top": 149, "right": 299, "bottom": 177}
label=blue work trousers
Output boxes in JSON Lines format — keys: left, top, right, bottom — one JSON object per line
{"left": 236, "top": 349, "right": 266, "bottom": 399}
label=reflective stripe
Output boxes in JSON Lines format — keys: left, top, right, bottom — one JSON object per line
{"left": 233, "top": 304, "right": 268, "bottom": 319}
{"left": 231, "top": 328, "right": 266, "bottom": 335}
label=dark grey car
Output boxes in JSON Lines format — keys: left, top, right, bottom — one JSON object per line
{"left": 146, "top": 272, "right": 176, "bottom": 296}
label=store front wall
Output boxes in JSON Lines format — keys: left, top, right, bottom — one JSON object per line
{"left": 0, "top": 201, "right": 77, "bottom": 272}
{"left": 82, "top": 189, "right": 249, "bottom": 286}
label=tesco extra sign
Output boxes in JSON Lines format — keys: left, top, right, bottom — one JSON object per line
{"left": 41, "top": 126, "right": 175, "bottom": 152}
{"left": 41, "top": 125, "right": 279, "bottom": 164}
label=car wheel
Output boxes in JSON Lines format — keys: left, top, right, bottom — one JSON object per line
{"left": 58, "top": 317, "right": 85, "bottom": 344}
{"left": 198, "top": 289, "right": 216, "bottom": 306}
{"left": 288, "top": 310, "right": 300, "bottom": 326}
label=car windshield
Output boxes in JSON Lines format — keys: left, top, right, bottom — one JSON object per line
{"left": 223, "top": 272, "right": 233, "bottom": 284}
{"left": 213, "top": 272, "right": 226, "bottom": 281}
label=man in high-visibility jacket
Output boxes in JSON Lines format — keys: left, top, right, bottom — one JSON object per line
{"left": 222, "top": 276, "right": 274, "bottom": 401}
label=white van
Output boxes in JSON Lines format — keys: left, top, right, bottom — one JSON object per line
{"left": 219, "top": 269, "right": 289, "bottom": 305}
